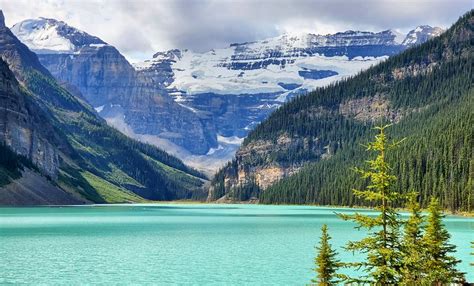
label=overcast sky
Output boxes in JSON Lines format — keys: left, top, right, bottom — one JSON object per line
{"left": 0, "top": 0, "right": 472, "bottom": 62}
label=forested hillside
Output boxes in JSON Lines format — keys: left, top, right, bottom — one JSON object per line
{"left": 0, "top": 11, "right": 206, "bottom": 205}
{"left": 210, "top": 11, "right": 473, "bottom": 212}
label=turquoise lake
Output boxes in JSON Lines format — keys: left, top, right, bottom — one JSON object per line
{"left": 0, "top": 204, "right": 472, "bottom": 285}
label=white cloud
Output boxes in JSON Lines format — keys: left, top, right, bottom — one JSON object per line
{"left": 0, "top": 0, "right": 471, "bottom": 62}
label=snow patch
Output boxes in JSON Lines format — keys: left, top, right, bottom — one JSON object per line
{"left": 206, "top": 145, "right": 224, "bottom": 155}
{"left": 11, "top": 18, "right": 75, "bottom": 53}
{"left": 94, "top": 105, "right": 105, "bottom": 113}
{"left": 158, "top": 49, "right": 382, "bottom": 96}
{"left": 90, "top": 43, "right": 107, "bottom": 48}
{"left": 217, "top": 135, "right": 244, "bottom": 145}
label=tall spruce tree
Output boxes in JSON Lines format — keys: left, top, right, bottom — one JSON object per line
{"left": 312, "top": 224, "right": 341, "bottom": 286}
{"left": 339, "top": 125, "right": 404, "bottom": 284}
{"left": 422, "top": 197, "right": 464, "bottom": 284}
{"left": 400, "top": 192, "right": 426, "bottom": 285}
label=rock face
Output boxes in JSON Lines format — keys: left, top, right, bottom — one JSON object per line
{"left": 11, "top": 18, "right": 216, "bottom": 155}
{"left": 0, "top": 59, "right": 59, "bottom": 177}
{"left": 36, "top": 47, "right": 135, "bottom": 107}
{"left": 339, "top": 95, "right": 403, "bottom": 123}
{"left": 0, "top": 16, "right": 60, "bottom": 178}
{"left": 207, "top": 132, "right": 324, "bottom": 201}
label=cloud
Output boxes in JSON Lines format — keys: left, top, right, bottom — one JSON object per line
{"left": 0, "top": 0, "right": 471, "bottom": 62}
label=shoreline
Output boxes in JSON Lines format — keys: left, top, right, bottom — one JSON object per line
{"left": 2, "top": 200, "right": 472, "bottom": 217}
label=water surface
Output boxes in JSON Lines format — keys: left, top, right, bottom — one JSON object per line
{"left": 1, "top": 204, "right": 472, "bottom": 285}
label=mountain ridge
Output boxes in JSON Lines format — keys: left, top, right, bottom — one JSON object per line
{"left": 12, "top": 16, "right": 443, "bottom": 173}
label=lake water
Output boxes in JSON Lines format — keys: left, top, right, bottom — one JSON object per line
{"left": 0, "top": 204, "right": 472, "bottom": 285}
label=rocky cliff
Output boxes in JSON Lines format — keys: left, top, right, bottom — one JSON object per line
{"left": 0, "top": 15, "right": 61, "bottom": 178}
{"left": 0, "top": 59, "right": 59, "bottom": 177}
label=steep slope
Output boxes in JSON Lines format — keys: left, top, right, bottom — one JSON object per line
{"left": 0, "top": 11, "right": 206, "bottom": 205}
{"left": 0, "top": 58, "right": 59, "bottom": 177}
{"left": 0, "top": 57, "right": 83, "bottom": 205}
{"left": 210, "top": 11, "right": 473, "bottom": 212}
{"left": 11, "top": 18, "right": 217, "bottom": 156}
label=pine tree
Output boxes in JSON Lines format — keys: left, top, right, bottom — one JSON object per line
{"left": 422, "top": 197, "right": 464, "bottom": 284}
{"left": 400, "top": 192, "right": 426, "bottom": 285}
{"left": 312, "top": 224, "right": 341, "bottom": 285}
{"left": 339, "top": 125, "right": 404, "bottom": 284}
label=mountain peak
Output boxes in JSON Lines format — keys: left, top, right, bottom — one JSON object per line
{"left": 402, "top": 25, "right": 444, "bottom": 46}
{"left": 11, "top": 17, "right": 106, "bottom": 54}
{"left": 152, "top": 48, "right": 183, "bottom": 60}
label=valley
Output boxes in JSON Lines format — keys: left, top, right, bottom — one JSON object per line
{"left": 0, "top": 3, "right": 472, "bottom": 285}
{"left": 12, "top": 17, "right": 443, "bottom": 173}
{"left": 0, "top": 8, "right": 471, "bottom": 212}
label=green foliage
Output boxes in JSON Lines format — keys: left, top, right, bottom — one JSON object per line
{"left": 228, "top": 178, "right": 261, "bottom": 201}
{"left": 400, "top": 192, "right": 425, "bottom": 285}
{"left": 209, "top": 159, "right": 237, "bottom": 200}
{"left": 214, "top": 11, "right": 474, "bottom": 212}
{"left": 338, "top": 125, "right": 404, "bottom": 284}
{"left": 312, "top": 128, "right": 465, "bottom": 285}
{"left": 422, "top": 197, "right": 464, "bottom": 284}
{"left": 81, "top": 171, "right": 146, "bottom": 203}
{"left": 312, "top": 224, "right": 342, "bottom": 286}
{"left": 143, "top": 154, "right": 206, "bottom": 200}
{"left": 19, "top": 67, "right": 206, "bottom": 202}
{"left": 261, "top": 94, "right": 473, "bottom": 211}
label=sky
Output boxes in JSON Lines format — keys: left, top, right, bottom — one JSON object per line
{"left": 0, "top": 0, "right": 472, "bottom": 62}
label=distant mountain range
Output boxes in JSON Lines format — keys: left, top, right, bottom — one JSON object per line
{"left": 11, "top": 17, "right": 443, "bottom": 174}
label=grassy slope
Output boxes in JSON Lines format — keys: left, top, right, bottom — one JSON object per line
{"left": 81, "top": 171, "right": 147, "bottom": 203}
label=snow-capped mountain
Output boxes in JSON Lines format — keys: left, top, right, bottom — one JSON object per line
{"left": 132, "top": 26, "right": 443, "bottom": 170}
{"left": 402, "top": 25, "right": 445, "bottom": 46}
{"left": 135, "top": 28, "right": 442, "bottom": 99}
{"left": 11, "top": 17, "right": 107, "bottom": 53}
{"left": 12, "top": 18, "right": 217, "bottom": 159}
{"left": 12, "top": 18, "right": 444, "bottom": 173}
